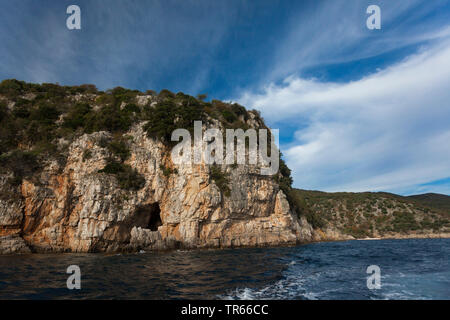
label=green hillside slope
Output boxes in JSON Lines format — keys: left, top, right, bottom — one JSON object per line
{"left": 292, "top": 189, "right": 450, "bottom": 239}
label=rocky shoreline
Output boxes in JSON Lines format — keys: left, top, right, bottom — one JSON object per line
{"left": 309, "top": 227, "right": 450, "bottom": 243}
{"left": 2, "top": 231, "right": 450, "bottom": 255}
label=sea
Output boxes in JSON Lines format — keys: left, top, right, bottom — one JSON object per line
{"left": 0, "top": 238, "right": 448, "bottom": 299}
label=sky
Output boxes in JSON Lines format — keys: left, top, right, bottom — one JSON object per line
{"left": 0, "top": 0, "right": 449, "bottom": 195}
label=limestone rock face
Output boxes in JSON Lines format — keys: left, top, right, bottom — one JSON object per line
{"left": 0, "top": 235, "right": 31, "bottom": 254}
{"left": 0, "top": 123, "right": 308, "bottom": 253}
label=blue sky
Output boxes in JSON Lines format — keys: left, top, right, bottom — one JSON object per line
{"left": 1, "top": 0, "right": 449, "bottom": 195}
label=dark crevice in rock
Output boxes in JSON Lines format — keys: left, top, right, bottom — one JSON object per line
{"left": 134, "top": 202, "right": 162, "bottom": 231}
{"left": 147, "top": 203, "right": 162, "bottom": 231}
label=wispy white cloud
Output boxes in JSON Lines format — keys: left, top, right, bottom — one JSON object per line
{"left": 238, "top": 35, "right": 450, "bottom": 195}
{"left": 257, "top": 0, "right": 450, "bottom": 85}
{"left": 0, "top": 0, "right": 239, "bottom": 92}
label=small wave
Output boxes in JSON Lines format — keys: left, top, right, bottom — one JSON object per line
{"left": 381, "top": 290, "right": 427, "bottom": 300}
{"left": 219, "top": 280, "right": 320, "bottom": 301}
{"left": 219, "top": 269, "right": 316, "bottom": 300}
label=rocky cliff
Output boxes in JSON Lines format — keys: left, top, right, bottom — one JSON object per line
{"left": 0, "top": 80, "right": 311, "bottom": 253}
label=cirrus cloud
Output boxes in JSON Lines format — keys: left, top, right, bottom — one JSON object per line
{"left": 238, "top": 36, "right": 450, "bottom": 195}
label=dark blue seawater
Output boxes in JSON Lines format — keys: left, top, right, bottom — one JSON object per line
{"left": 0, "top": 238, "right": 448, "bottom": 299}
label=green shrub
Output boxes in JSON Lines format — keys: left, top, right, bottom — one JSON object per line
{"left": 221, "top": 110, "right": 237, "bottom": 123}
{"left": 0, "top": 149, "right": 40, "bottom": 184}
{"left": 276, "top": 157, "right": 293, "bottom": 196}
{"left": 0, "top": 79, "right": 25, "bottom": 97}
{"left": 158, "top": 89, "right": 176, "bottom": 99}
{"left": 0, "top": 102, "right": 8, "bottom": 122}
{"left": 69, "top": 84, "right": 98, "bottom": 94}
{"left": 117, "top": 168, "right": 146, "bottom": 190}
{"left": 82, "top": 150, "right": 92, "bottom": 162}
{"left": 99, "top": 160, "right": 145, "bottom": 190}
{"left": 211, "top": 99, "right": 228, "bottom": 109}
{"left": 144, "top": 99, "right": 204, "bottom": 142}
{"left": 107, "top": 87, "right": 139, "bottom": 105}
{"left": 38, "top": 83, "right": 68, "bottom": 99}
{"left": 145, "top": 90, "right": 157, "bottom": 96}
{"left": 85, "top": 104, "right": 132, "bottom": 133}
{"left": 305, "top": 208, "right": 326, "bottom": 229}
{"left": 343, "top": 225, "right": 369, "bottom": 238}
{"left": 197, "top": 93, "right": 207, "bottom": 101}
{"left": 143, "top": 101, "right": 177, "bottom": 141}
{"left": 96, "top": 93, "right": 115, "bottom": 105}
{"left": 63, "top": 103, "right": 92, "bottom": 130}
{"left": 12, "top": 105, "right": 31, "bottom": 119}
{"left": 178, "top": 102, "right": 204, "bottom": 129}
{"left": 108, "top": 137, "right": 130, "bottom": 162}
{"left": 288, "top": 189, "right": 326, "bottom": 229}
{"left": 391, "top": 211, "right": 420, "bottom": 233}
{"left": 98, "top": 160, "right": 124, "bottom": 175}
{"left": 159, "top": 164, "right": 177, "bottom": 177}
{"left": 30, "top": 104, "right": 60, "bottom": 124}
{"left": 231, "top": 103, "right": 248, "bottom": 120}
{"left": 123, "top": 103, "right": 140, "bottom": 114}
{"left": 210, "top": 165, "right": 230, "bottom": 197}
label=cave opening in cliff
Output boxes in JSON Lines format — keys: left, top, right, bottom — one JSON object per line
{"left": 147, "top": 202, "right": 162, "bottom": 231}
{"left": 134, "top": 203, "right": 162, "bottom": 231}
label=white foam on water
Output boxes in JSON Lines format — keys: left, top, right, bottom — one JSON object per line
{"left": 218, "top": 262, "right": 320, "bottom": 300}
{"left": 381, "top": 290, "right": 427, "bottom": 300}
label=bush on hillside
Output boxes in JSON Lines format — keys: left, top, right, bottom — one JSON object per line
{"left": 98, "top": 160, "right": 145, "bottom": 191}
{"left": 210, "top": 165, "right": 230, "bottom": 197}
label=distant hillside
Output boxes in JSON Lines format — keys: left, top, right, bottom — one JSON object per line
{"left": 407, "top": 193, "right": 450, "bottom": 213}
{"left": 292, "top": 189, "right": 450, "bottom": 239}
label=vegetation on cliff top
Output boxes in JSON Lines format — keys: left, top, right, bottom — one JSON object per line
{"left": 0, "top": 79, "right": 287, "bottom": 195}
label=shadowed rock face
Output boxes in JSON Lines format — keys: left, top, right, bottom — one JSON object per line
{"left": 0, "top": 113, "right": 309, "bottom": 254}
